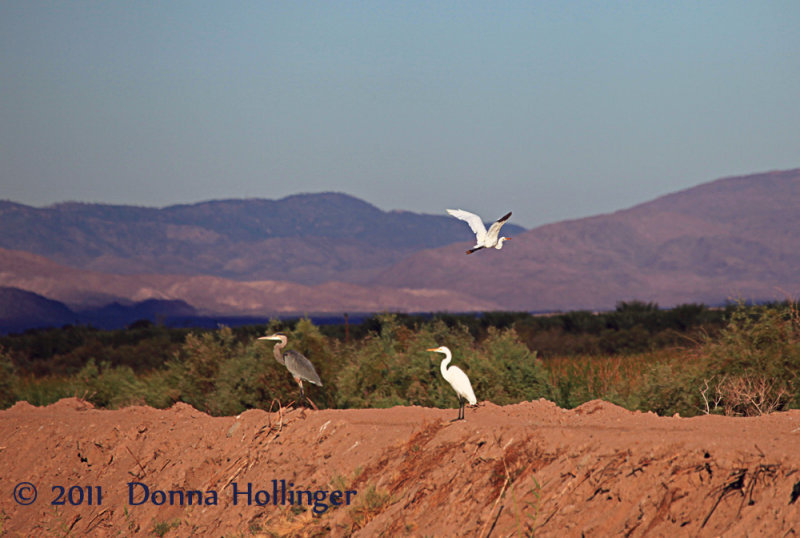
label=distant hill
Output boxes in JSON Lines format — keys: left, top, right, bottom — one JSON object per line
{"left": 0, "top": 286, "right": 202, "bottom": 333}
{"left": 0, "top": 287, "right": 77, "bottom": 331}
{"left": 374, "top": 169, "right": 800, "bottom": 310}
{"left": 0, "top": 193, "right": 525, "bottom": 285}
{"left": 77, "top": 299, "right": 199, "bottom": 330}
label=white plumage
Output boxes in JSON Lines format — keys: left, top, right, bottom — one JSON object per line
{"left": 446, "top": 209, "right": 512, "bottom": 254}
{"left": 427, "top": 345, "right": 477, "bottom": 420}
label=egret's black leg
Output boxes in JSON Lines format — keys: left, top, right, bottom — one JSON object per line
{"left": 451, "top": 396, "right": 462, "bottom": 422}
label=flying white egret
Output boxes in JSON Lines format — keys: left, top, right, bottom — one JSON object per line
{"left": 446, "top": 209, "right": 512, "bottom": 254}
{"left": 258, "top": 332, "right": 323, "bottom": 409}
{"left": 427, "top": 345, "right": 477, "bottom": 420}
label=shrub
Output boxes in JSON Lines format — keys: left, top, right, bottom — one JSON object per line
{"left": 210, "top": 343, "right": 272, "bottom": 415}
{"left": 636, "top": 302, "right": 800, "bottom": 417}
{"left": 166, "top": 327, "right": 239, "bottom": 414}
{"left": 471, "top": 327, "right": 554, "bottom": 405}
{"left": 13, "top": 376, "right": 76, "bottom": 407}
{"left": 0, "top": 349, "right": 17, "bottom": 409}
{"left": 699, "top": 302, "right": 800, "bottom": 414}
{"left": 335, "top": 314, "right": 425, "bottom": 408}
{"left": 335, "top": 316, "right": 554, "bottom": 409}
{"left": 700, "top": 373, "right": 790, "bottom": 416}
{"left": 166, "top": 320, "right": 337, "bottom": 415}
{"left": 636, "top": 359, "right": 705, "bottom": 417}
{"left": 76, "top": 359, "right": 149, "bottom": 409}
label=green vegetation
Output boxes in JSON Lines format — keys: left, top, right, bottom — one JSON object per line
{"left": 640, "top": 301, "right": 800, "bottom": 416}
{"left": 1, "top": 301, "right": 798, "bottom": 417}
{"left": 335, "top": 317, "right": 552, "bottom": 408}
{"left": 348, "top": 484, "right": 392, "bottom": 532}
{"left": 0, "top": 349, "right": 17, "bottom": 409}
{"left": 152, "top": 518, "right": 181, "bottom": 537}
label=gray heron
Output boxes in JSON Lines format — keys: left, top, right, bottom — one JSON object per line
{"left": 446, "top": 209, "right": 512, "bottom": 254}
{"left": 427, "top": 346, "right": 477, "bottom": 420}
{"left": 258, "top": 332, "right": 323, "bottom": 408}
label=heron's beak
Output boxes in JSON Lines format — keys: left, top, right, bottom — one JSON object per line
{"left": 258, "top": 336, "right": 279, "bottom": 341}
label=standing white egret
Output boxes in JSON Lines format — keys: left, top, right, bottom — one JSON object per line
{"left": 258, "top": 332, "right": 323, "bottom": 408}
{"left": 427, "top": 346, "right": 477, "bottom": 420}
{"left": 446, "top": 209, "right": 512, "bottom": 254}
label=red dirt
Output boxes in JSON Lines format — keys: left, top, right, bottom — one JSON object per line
{"left": 1, "top": 398, "right": 799, "bottom": 536}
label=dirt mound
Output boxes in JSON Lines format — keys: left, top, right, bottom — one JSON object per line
{"left": 2, "top": 399, "right": 799, "bottom": 536}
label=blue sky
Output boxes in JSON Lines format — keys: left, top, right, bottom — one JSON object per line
{"left": 1, "top": 1, "right": 798, "bottom": 228}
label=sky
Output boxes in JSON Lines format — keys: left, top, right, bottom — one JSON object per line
{"left": 1, "top": 2, "right": 799, "bottom": 228}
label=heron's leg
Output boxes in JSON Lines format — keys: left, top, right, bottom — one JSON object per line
{"left": 294, "top": 378, "right": 319, "bottom": 411}
{"left": 466, "top": 246, "right": 485, "bottom": 255}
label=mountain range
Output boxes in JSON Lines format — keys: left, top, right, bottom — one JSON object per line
{"left": 0, "top": 193, "right": 525, "bottom": 285}
{"left": 1, "top": 168, "right": 799, "bottom": 331}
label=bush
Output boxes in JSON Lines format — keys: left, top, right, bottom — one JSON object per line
{"left": 167, "top": 327, "right": 239, "bottom": 414}
{"left": 471, "top": 327, "right": 553, "bottom": 405}
{"left": 636, "top": 359, "right": 705, "bottom": 417}
{"left": 335, "top": 314, "right": 432, "bottom": 409}
{"left": 12, "top": 376, "right": 76, "bottom": 407}
{"left": 76, "top": 359, "right": 149, "bottom": 408}
{"left": 635, "top": 302, "right": 800, "bottom": 417}
{"left": 335, "top": 316, "right": 554, "bottom": 409}
{"left": 210, "top": 345, "right": 271, "bottom": 416}
{"left": 166, "top": 320, "right": 336, "bottom": 415}
{"left": 698, "top": 302, "right": 800, "bottom": 414}
{"left": 0, "top": 348, "right": 17, "bottom": 409}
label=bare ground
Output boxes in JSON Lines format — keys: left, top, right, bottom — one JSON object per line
{"left": 1, "top": 398, "right": 799, "bottom": 536}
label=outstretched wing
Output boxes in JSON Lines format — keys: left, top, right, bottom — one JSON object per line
{"left": 446, "top": 209, "right": 488, "bottom": 243}
{"left": 485, "top": 211, "right": 512, "bottom": 242}
{"left": 283, "top": 349, "right": 323, "bottom": 386}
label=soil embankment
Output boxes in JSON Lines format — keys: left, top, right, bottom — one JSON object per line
{"left": 1, "top": 398, "right": 799, "bottom": 536}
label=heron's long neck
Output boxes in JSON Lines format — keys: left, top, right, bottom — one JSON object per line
{"left": 272, "top": 340, "right": 286, "bottom": 365}
{"left": 440, "top": 354, "right": 452, "bottom": 377}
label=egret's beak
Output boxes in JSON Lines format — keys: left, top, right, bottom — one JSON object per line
{"left": 505, "top": 237, "right": 512, "bottom": 240}
{"left": 426, "top": 348, "right": 437, "bottom": 352}
{"left": 258, "top": 336, "right": 280, "bottom": 341}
